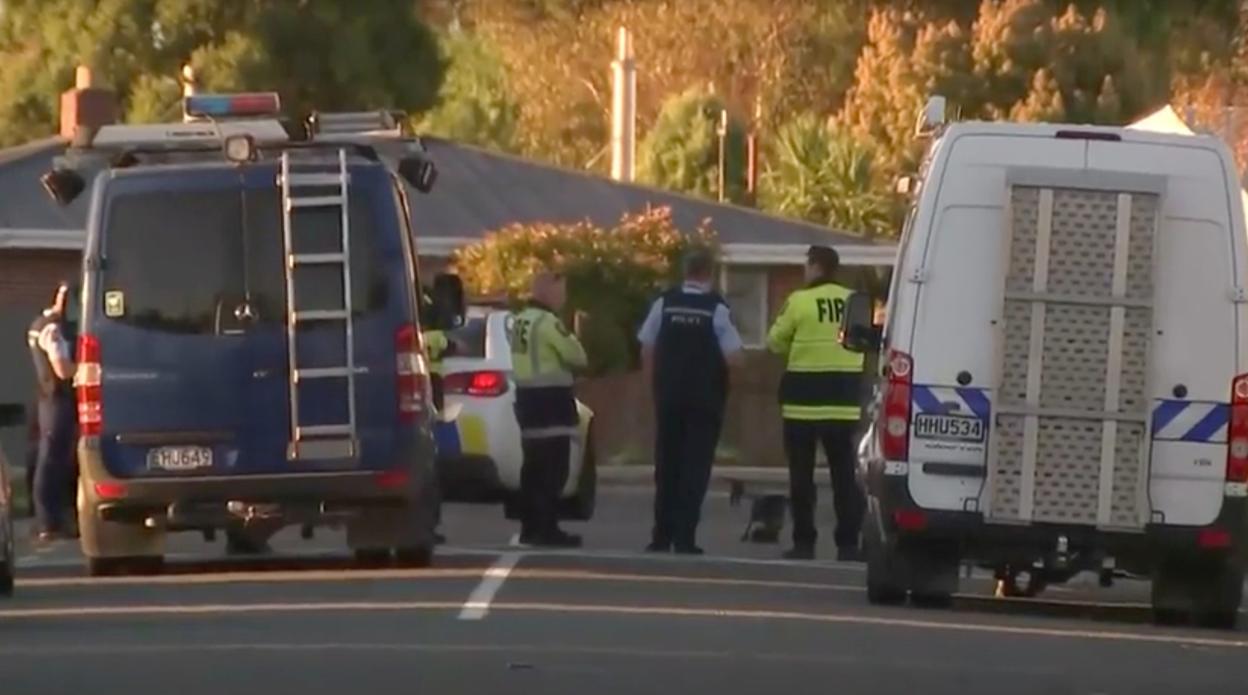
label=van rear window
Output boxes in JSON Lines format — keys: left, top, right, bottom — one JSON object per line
{"left": 102, "top": 185, "right": 390, "bottom": 334}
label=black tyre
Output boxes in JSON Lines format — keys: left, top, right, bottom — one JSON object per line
{"left": 87, "top": 555, "right": 163, "bottom": 577}
{"left": 864, "top": 508, "right": 907, "bottom": 606}
{"left": 0, "top": 558, "right": 13, "bottom": 597}
{"left": 394, "top": 546, "right": 434, "bottom": 569}
{"left": 1152, "top": 557, "right": 1244, "bottom": 630}
{"left": 561, "top": 419, "right": 598, "bottom": 522}
{"left": 353, "top": 549, "right": 392, "bottom": 569}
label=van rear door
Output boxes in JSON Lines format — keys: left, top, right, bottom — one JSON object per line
{"left": 94, "top": 175, "right": 251, "bottom": 479}
{"left": 242, "top": 164, "right": 406, "bottom": 474}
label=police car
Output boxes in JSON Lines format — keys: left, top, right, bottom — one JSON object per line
{"left": 41, "top": 93, "right": 443, "bottom": 575}
{"left": 848, "top": 97, "right": 1248, "bottom": 627}
{"left": 435, "top": 305, "right": 596, "bottom": 521}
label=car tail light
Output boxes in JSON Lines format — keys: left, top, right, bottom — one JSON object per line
{"left": 444, "top": 370, "right": 509, "bottom": 398}
{"left": 77, "top": 333, "right": 102, "bottom": 436}
{"left": 893, "top": 509, "right": 927, "bottom": 532}
{"left": 880, "top": 350, "right": 913, "bottom": 461}
{"left": 93, "top": 481, "right": 126, "bottom": 500}
{"left": 395, "top": 324, "right": 429, "bottom": 423}
{"left": 375, "top": 469, "right": 410, "bottom": 490}
{"left": 1227, "top": 375, "right": 1248, "bottom": 483}
{"left": 1198, "top": 527, "right": 1233, "bottom": 549}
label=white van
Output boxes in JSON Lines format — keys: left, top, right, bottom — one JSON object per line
{"left": 845, "top": 116, "right": 1248, "bottom": 628}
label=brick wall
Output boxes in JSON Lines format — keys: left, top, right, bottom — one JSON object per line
{"left": 0, "top": 250, "right": 81, "bottom": 467}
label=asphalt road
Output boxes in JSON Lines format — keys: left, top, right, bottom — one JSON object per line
{"left": 4, "top": 483, "right": 1248, "bottom": 694}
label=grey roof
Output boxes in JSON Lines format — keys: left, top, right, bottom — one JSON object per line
{"left": 0, "top": 136, "right": 878, "bottom": 247}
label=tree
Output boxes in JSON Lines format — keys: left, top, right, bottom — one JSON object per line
{"left": 416, "top": 31, "right": 520, "bottom": 151}
{"left": 0, "top": 0, "right": 444, "bottom": 146}
{"left": 759, "top": 113, "right": 893, "bottom": 238}
{"left": 459, "top": 0, "right": 865, "bottom": 171}
{"left": 840, "top": 1, "right": 1165, "bottom": 180}
{"left": 638, "top": 87, "right": 747, "bottom": 203}
{"left": 451, "top": 207, "right": 715, "bottom": 375}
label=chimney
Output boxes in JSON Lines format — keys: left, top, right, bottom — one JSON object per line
{"left": 610, "top": 26, "right": 636, "bottom": 182}
{"left": 60, "top": 64, "right": 117, "bottom": 141}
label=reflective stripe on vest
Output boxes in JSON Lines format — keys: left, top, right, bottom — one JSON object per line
{"left": 781, "top": 404, "right": 862, "bottom": 421}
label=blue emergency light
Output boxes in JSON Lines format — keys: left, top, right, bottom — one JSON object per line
{"left": 183, "top": 92, "right": 282, "bottom": 119}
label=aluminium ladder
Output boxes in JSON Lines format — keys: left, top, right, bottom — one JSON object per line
{"left": 279, "top": 149, "right": 358, "bottom": 460}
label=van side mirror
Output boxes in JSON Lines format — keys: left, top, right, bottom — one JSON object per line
{"left": 0, "top": 403, "right": 25, "bottom": 428}
{"left": 430, "top": 272, "right": 466, "bottom": 330}
{"left": 399, "top": 156, "right": 437, "bottom": 193}
{"left": 840, "top": 292, "right": 880, "bottom": 354}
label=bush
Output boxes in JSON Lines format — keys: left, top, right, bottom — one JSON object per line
{"left": 451, "top": 207, "right": 716, "bottom": 375}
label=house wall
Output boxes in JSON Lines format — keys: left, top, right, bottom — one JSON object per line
{"left": 0, "top": 250, "right": 80, "bottom": 467}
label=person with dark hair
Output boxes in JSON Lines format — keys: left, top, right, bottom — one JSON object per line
{"left": 27, "top": 282, "right": 77, "bottom": 543}
{"left": 638, "top": 247, "right": 745, "bottom": 554}
{"left": 767, "top": 245, "right": 867, "bottom": 561}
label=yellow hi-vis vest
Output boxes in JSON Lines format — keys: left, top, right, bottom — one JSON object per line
{"left": 767, "top": 282, "right": 864, "bottom": 421}
{"left": 509, "top": 304, "right": 588, "bottom": 437}
{"left": 423, "top": 329, "right": 448, "bottom": 376}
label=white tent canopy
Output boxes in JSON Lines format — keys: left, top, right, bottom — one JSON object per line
{"left": 1127, "top": 105, "right": 1248, "bottom": 218}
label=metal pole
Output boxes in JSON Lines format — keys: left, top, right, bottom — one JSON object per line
{"left": 717, "top": 109, "right": 728, "bottom": 203}
{"left": 610, "top": 27, "right": 636, "bottom": 182}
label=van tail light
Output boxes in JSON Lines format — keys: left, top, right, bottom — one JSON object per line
{"left": 395, "top": 324, "right": 429, "bottom": 423}
{"left": 880, "top": 350, "right": 913, "bottom": 461}
{"left": 1227, "top": 374, "right": 1248, "bottom": 483}
{"left": 893, "top": 509, "right": 927, "bottom": 532}
{"left": 93, "top": 481, "right": 127, "bottom": 500}
{"left": 444, "top": 370, "right": 508, "bottom": 398}
{"left": 375, "top": 468, "right": 411, "bottom": 490}
{"left": 76, "top": 333, "right": 102, "bottom": 436}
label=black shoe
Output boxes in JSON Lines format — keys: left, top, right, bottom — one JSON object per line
{"left": 836, "top": 546, "right": 865, "bottom": 563}
{"left": 433, "top": 532, "right": 447, "bottom": 546}
{"left": 673, "top": 544, "right": 704, "bottom": 556}
{"left": 531, "top": 530, "right": 582, "bottom": 548}
{"left": 783, "top": 545, "right": 816, "bottom": 561}
{"left": 35, "top": 530, "right": 69, "bottom": 545}
{"left": 645, "top": 541, "right": 671, "bottom": 553}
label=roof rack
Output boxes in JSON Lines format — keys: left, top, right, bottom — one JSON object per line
{"left": 41, "top": 93, "right": 438, "bottom": 206}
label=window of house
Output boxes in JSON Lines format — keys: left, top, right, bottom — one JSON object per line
{"left": 721, "top": 266, "right": 769, "bottom": 349}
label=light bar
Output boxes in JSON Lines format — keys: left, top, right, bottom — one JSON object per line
{"left": 184, "top": 92, "right": 282, "bottom": 120}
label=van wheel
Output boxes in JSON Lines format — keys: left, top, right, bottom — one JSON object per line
{"left": 394, "top": 546, "right": 434, "bottom": 569}
{"left": 87, "top": 556, "right": 163, "bottom": 577}
{"left": 864, "top": 508, "right": 907, "bottom": 606}
{"left": 353, "top": 549, "right": 392, "bottom": 569}
{"left": 0, "top": 558, "right": 13, "bottom": 597}
{"left": 1152, "top": 557, "right": 1244, "bottom": 630}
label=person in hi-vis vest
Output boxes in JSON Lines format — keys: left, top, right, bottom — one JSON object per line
{"left": 767, "top": 246, "right": 867, "bottom": 561}
{"left": 509, "top": 271, "right": 588, "bottom": 547}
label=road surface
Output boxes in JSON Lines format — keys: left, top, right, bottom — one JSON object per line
{"left": 3, "top": 484, "right": 1247, "bottom": 694}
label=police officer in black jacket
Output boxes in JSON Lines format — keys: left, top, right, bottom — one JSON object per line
{"left": 27, "top": 282, "right": 77, "bottom": 543}
{"left": 638, "top": 249, "right": 745, "bottom": 554}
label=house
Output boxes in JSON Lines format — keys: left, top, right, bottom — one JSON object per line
{"left": 0, "top": 70, "right": 896, "bottom": 467}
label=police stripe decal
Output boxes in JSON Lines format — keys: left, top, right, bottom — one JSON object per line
{"left": 1152, "top": 401, "right": 1229, "bottom": 443}
{"left": 912, "top": 385, "right": 991, "bottom": 420}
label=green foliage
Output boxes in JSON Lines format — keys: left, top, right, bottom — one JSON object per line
{"left": 638, "top": 87, "right": 747, "bottom": 203}
{"left": 759, "top": 114, "right": 893, "bottom": 238}
{"left": 451, "top": 208, "right": 716, "bottom": 375}
{"left": 840, "top": 1, "right": 1167, "bottom": 180}
{"left": 416, "top": 31, "right": 520, "bottom": 151}
{"left": 0, "top": 0, "right": 444, "bottom": 145}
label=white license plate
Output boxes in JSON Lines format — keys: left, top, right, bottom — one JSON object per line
{"left": 913, "top": 414, "right": 986, "bottom": 443}
{"left": 147, "top": 446, "right": 213, "bottom": 471}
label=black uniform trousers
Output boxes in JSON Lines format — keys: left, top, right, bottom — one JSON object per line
{"left": 783, "top": 419, "right": 865, "bottom": 550}
{"left": 520, "top": 435, "right": 571, "bottom": 536}
{"left": 652, "top": 401, "right": 723, "bottom": 548}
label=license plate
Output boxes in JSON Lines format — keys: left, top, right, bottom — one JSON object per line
{"left": 147, "top": 446, "right": 213, "bottom": 471}
{"left": 913, "top": 414, "right": 986, "bottom": 443}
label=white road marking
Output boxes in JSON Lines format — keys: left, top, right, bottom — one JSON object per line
{"left": 0, "top": 600, "right": 1245, "bottom": 650}
{"left": 458, "top": 552, "right": 521, "bottom": 620}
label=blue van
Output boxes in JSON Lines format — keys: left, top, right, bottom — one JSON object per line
{"left": 42, "top": 96, "right": 444, "bottom": 575}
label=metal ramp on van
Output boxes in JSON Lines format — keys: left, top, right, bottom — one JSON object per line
{"left": 987, "top": 179, "right": 1160, "bottom": 529}
{"left": 279, "top": 149, "right": 359, "bottom": 460}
